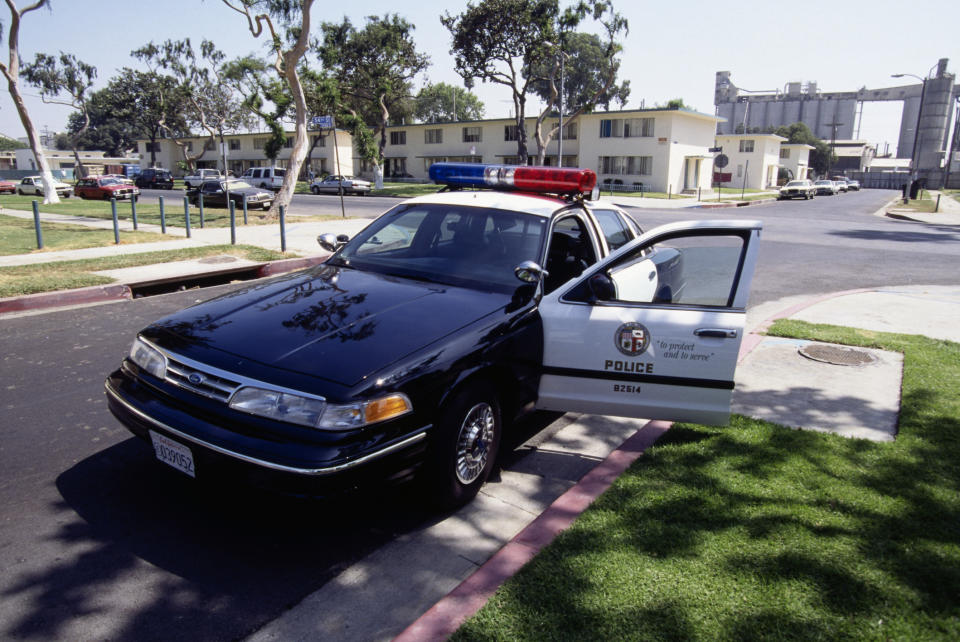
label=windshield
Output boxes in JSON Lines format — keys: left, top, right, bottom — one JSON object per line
{"left": 332, "top": 203, "right": 548, "bottom": 292}
{"left": 785, "top": 181, "right": 805, "bottom": 187}
{"left": 224, "top": 180, "right": 254, "bottom": 189}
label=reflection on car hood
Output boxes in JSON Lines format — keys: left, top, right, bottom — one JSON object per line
{"left": 148, "top": 265, "right": 509, "bottom": 387}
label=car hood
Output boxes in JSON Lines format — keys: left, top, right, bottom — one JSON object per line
{"left": 146, "top": 265, "right": 511, "bottom": 388}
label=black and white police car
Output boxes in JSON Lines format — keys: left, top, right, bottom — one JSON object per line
{"left": 106, "top": 163, "right": 762, "bottom": 507}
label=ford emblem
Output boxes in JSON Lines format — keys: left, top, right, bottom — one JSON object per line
{"left": 188, "top": 373, "right": 205, "bottom": 386}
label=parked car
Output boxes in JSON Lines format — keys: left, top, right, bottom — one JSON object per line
{"left": 833, "top": 179, "right": 848, "bottom": 193}
{"left": 845, "top": 179, "right": 861, "bottom": 191}
{"left": 0, "top": 179, "right": 16, "bottom": 194}
{"left": 188, "top": 179, "right": 274, "bottom": 209}
{"left": 100, "top": 173, "right": 135, "bottom": 185}
{"left": 105, "top": 161, "right": 762, "bottom": 509}
{"left": 814, "top": 180, "right": 838, "bottom": 195}
{"left": 17, "top": 175, "right": 72, "bottom": 198}
{"left": 135, "top": 168, "right": 175, "bottom": 190}
{"left": 241, "top": 166, "right": 286, "bottom": 191}
{"left": 777, "top": 180, "right": 816, "bottom": 200}
{"left": 75, "top": 176, "right": 140, "bottom": 201}
{"left": 310, "top": 175, "right": 372, "bottom": 195}
{"left": 183, "top": 169, "right": 224, "bottom": 190}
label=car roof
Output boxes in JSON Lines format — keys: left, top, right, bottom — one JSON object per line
{"left": 400, "top": 189, "right": 620, "bottom": 218}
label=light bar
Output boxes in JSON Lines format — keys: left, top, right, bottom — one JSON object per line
{"left": 429, "top": 163, "right": 597, "bottom": 195}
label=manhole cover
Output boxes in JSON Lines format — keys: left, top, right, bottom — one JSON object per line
{"left": 798, "top": 344, "right": 878, "bottom": 367}
{"left": 198, "top": 255, "right": 239, "bottom": 265}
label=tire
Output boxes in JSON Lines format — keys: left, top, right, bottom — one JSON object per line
{"left": 425, "top": 382, "right": 502, "bottom": 509}
{"left": 17, "top": 189, "right": 24, "bottom": 195}
{"left": 311, "top": 186, "right": 320, "bottom": 195}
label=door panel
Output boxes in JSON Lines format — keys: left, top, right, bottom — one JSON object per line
{"left": 536, "top": 219, "right": 762, "bottom": 426}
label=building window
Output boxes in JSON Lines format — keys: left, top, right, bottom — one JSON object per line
{"left": 204, "top": 139, "right": 215, "bottom": 151}
{"left": 599, "top": 119, "right": 620, "bottom": 138}
{"left": 425, "top": 128, "right": 442, "bottom": 144}
{"left": 462, "top": 126, "right": 482, "bottom": 143}
{"left": 390, "top": 130, "right": 406, "bottom": 145}
{"left": 229, "top": 139, "right": 241, "bottom": 151}
{"left": 183, "top": 141, "right": 194, "bottom": 152}
{"left": 253, "top": 137, "right": 269, "bottom": 150}
{"left": 504, "top": 125, "right": 519, "bottom": 141}
{"left": 598, "top": 156, "right": 652, "bottom": 175}
{"left": 311, "top": 134, "right": 326, "bottom": 147}
{"left": 739, "top": 140, "right": 755, "bottom": 153}
{"left": 283, "top": 137, "right": 293, "bottom": 149}
{"left": 144, "top": 142, "right": 161, "bottom": 153}
{"left": 624, "top": 118, "right": 654, "bottom": 137}
{"left": 780, "top": 148, "right": 790, "bottom": 159}
{"left": 737, "top": 164, "right": 743, "bottom": 177}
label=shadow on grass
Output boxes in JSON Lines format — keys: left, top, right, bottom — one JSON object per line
{"left": 454, "top": 329, "right": 960, "bottom": 640}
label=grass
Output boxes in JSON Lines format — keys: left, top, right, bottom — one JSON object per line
{"left": 453, "top": 320, "right": 960, "bottom": 641}
{"left": 891, "top": 190, "right": 938, "bottom": 214}
{"left": 0, "top": 244, "right": 291, "bottom": 298}
{"left": 0, "top": 213, "right": 170, "bottom": 256}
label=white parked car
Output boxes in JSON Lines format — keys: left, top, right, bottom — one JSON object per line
{"left": 17, "top": 175, "right": 73, "bottom": 198}
{"left": 310, "top": 175, "right": 372, "bottom": 195}
{"left": 814, "top": 180, "right": 838, "bottom": 195}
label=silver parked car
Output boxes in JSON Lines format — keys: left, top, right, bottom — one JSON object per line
{"left": 309, "top": 175, "right": 372, "bottom": 196}
{"left": 814, "top": 180, "right": 838, "bottom": 195}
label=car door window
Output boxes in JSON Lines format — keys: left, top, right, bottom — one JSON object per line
{"left": 591, "top": 209, "right": 634, "bottom": 252}
{"left": 567, "top": 232, "right": 749, "bottom": 308}
{"left": 544, "top": 214, "right": 599, "bottom": 294}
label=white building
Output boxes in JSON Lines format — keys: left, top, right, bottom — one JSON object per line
{"left": 780, "top": 143, "right": 814, "bottom": 181}
{"left": 714, "top": 134, "right": 790, "bottom": 190}
{"left": 14, "top": 148, "right": 139, "bottom": 178}
{"left": 136, "top": 130, "right": 355, "bottom": 178}
{"left": 379, "top": 107, "right": 722, "bottom": 194}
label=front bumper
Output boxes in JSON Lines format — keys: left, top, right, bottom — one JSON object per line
{"left": 105, "top": 369, "right": 430, "bottom": 495}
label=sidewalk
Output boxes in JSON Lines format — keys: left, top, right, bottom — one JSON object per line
{"left": 883, "top": 190, "right": 960, "bottom": 225}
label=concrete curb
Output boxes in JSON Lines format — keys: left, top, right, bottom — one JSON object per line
{"left": 394, "top": 420, "right": 673, "bottom": 641}
{"left": 0, "top": 255, "right": 330, "bottom": 315}
{"left": 697, "top": 197, "right": 777, "bottom": 209}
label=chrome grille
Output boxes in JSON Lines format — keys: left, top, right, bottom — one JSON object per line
{"left": 165, "top": 357, "right": 242, "bottom": 402}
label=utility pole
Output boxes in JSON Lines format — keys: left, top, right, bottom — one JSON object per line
{"left": 824, "top": 120, "right": 844, "bottom": 177}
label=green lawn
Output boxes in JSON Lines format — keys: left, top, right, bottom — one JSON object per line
{"left": 0, "top": 245, "right": 291, "bottom": 298}
{"left": 0, "top": 213, "right": 171, "bottom": 256}
{"left": 0, "top": 193, "right": 275, "bottom": 228}
{"left": 454, "top": 320, "right": 960, "bottom": 641}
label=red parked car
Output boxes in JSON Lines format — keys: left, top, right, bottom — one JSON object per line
{"left": 0, "top": 180, "right": 16, "bottom": 194}
{"left": 75, "top": 176, "right": 140, "bottom": 201}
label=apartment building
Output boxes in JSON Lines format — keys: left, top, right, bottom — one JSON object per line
{"left": 377, "top": 107, "right": 722, "bottom": 194}
{"left": 713, "top": 134, "right": 796, "bottom": 189}
{"left": 137, "top": 130, "right": 354, "bottom": 178}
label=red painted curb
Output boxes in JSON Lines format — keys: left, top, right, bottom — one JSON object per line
{"left": 394, "top": 420, "right": 672, "bottom": 642}
{"left": 256, "top": 254, "right": 329, "bottom": 277}
{"left": 0, "top": 283, "right": 131, "bottom": 314}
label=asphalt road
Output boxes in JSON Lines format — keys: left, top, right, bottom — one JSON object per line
{"left": 2, "top": 188, "right": 959, "bottom": 640}
{"left": 137, "top": 187, "right": 394, "bottom": 219}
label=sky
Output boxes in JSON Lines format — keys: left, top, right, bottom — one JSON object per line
{"left": 2, "top": 0, "right": 958, "bottom": 153}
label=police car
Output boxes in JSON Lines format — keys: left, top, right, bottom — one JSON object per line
{"left": 105, "top": 163, "right": 762, "bottom": 508}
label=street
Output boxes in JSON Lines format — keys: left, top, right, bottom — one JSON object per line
{"left": 2, "top": 188, "right": 959, "bottom": 640}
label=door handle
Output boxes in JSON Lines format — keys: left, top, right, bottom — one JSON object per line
{"left": 694, "top": 328, "right": 738, "bottom": 338}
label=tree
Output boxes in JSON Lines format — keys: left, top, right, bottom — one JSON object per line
{"left": 22, "top": 51, "right": 96, "bottom": 177}
{"left": 223, "top": 0, "right": 315, "bottom": 218}
{"left": 442, "top": 0, "right": 559, "bottom": 166}
{"left": 655, "top": 98, "right": 690, "bottom": 110}
{"left": 774, "top": 122, "right": 836, "bottom": 176}
{"left": 133, "top": 39, "right": 248, "bottom": 173}
{"left": 527, "top": 7, "right": 629, "bottom": 165}
{"left": 414, "top": 82, "right": 485, "bottom": 123}
{"left": 317, "top": 14, "right": 429, "bottom": 188}
{"left": 223, "top": 56, "right": 292, "bottom": 165}
{"left": 0, "top": 1, "right": 61, "bottom": 203}
{"left": 0, "top": 135, "right": 27, "bottom": 150}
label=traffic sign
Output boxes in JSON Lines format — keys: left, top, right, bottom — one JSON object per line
{"left": 708, "top": 146, "right": 723, "bottom": 153}
{"left": 714, "top": 153, "right": 729, "bottom": 169}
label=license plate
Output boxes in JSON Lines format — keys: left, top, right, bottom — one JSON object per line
{"left": 149, "top": 430, "right": 196, "bottom": 477}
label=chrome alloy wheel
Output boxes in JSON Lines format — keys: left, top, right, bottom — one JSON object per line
{"left": 454, "top": 402, "right": 495, "bottom": 485}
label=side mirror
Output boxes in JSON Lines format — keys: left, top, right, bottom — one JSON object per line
{"left": 317, "top": 233, "right": 344, "bottom": 252}
{"left": 587, "top": 273, "right": 615, "bottom": 302}
{"left": 514, "top": 260, "right": 547, "bottom": 284}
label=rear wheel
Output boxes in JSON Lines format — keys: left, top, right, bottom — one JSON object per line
{"left": 425, "top": 382, "right": 502, "bottom": 509}
{"left": 311, "top": 186, "right": 320, "bottom": 195}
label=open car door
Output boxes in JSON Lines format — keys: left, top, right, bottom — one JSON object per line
{"left": 537, "top": 219, "right": 762, "bottom": 425}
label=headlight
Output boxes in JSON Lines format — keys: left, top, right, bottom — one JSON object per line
{"left": 129, "top": 337, "right": 167, "bottom": 379}
{"left": 228, "top": 388, "right": 412, "bottom": 431}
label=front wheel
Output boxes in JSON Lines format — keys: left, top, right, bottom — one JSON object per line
{"left": 311, "top": 186, "right": 320, "bottom": 195}
{"left": 425, "top": 382, "right": 502, "bottom": 509}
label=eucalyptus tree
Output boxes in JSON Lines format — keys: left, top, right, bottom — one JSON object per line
{"left": 0, "top": 0, "right": 60, "bottom": 203}
{"left": 22, "top": 51, "right": 96, "bottom": 177}
{"left": 222, "top": 0, "right": 315, "bottom": 216}
{"left": 414, "top": 82, "right": 485, "bottom": 123}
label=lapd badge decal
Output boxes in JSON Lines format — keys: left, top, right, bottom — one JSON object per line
{"left": 615, "top": 322, "right": 650, "bottom": 357}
